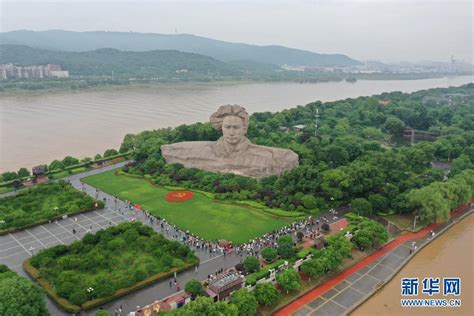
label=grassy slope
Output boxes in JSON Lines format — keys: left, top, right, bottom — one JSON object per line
{"left": 83, "top": 170, "right": 289, "bottom": 243}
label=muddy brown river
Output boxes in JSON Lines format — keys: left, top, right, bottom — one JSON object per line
{"left": 1, "top": 76, "right": 472, "bottom": 172}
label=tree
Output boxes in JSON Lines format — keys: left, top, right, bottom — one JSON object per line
{"left": 103, "top": 149, "right": 119, "bottom": 158}
{"left": 351, "top": 230, "right": 372, "bottom": 250}
{"left": 17, "top": 168, "right": 30, "bottom": 178}
{"left": 326, "top": 234, "right": 353, "bottom": 258}
{"left": 407, "top": 185, "right": 450, "bottom": 223}
{"left": 254, "top": 283, "right": 280, "bottom": 306}
{"left": 243, "top": 256, "right": 260, "bottom": 273}
{"left": 95, "top": 311, "right": 112, "bottom": 316}
{"left": 261, "top": 247, "right": 278, "bottom": 263}
{"left": 94, "top": 154, "right": 102, "bottom": 161}
{"left": 276, "top": 269, "right": 301, "bottom": 293}
{"left": 449, "top": 154, "right": 474, "bottom": 176}
{"left": 296, "top": 231, "right": 304, "bottom": 242}
{"left": 1, "top": 171, "right": 18, "bottom": 182}
{"left": 62, "top": 156, "right": 80, "bottom": 167}
{"left": 300, "top": 259, "right": 324, "bottom": 281}
{"left": 185, "top": 279, "right": 204, "bottom": 297}
{"left": 321, "top": 223, "right": 330, "bottom": 232}
{"left": 48, "top": 160, "right": 64, "bottom": 171}
{"left": 277, "top": 235, "right": 294, "bottom": 259}
{"left": 301, "top": 194, "right": 317, "bottom": 210}
{"left": 384, "top": 116, "right": 405, "bottom": 136}
{"left": 351, "top": 198, "right": 373, "bottom": 216}
{"left": 321, "top": 169, "right": 352, "bottom": 200}
{"left": 92, "top": 276, "right": 115, "bottom": 297}
{"left": 0, "top": 273, "right": 49, "bottom": 316}
{"left": 175, "top": 297, "right": 238, "bottom": 316}
{"left": 346, "top": 213, "right": 389, "bottom": 249}
{"left": 322, "top": 145, "right": 349, "bottom": 167}
{"left": 368, "top": 194, "right": 389, "bottom": 213}
{"left": 230, "top": 288, "right": 258, "bottom": 316}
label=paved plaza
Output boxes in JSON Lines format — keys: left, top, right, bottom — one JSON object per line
{"left": 0, "top": 161, "right": 392, "bottom": 316}
{"left": 0, "top": 163, "right": 243, "bottom": 315}
{"left": 0, "top": 208, "right": 125, "bottom": 272}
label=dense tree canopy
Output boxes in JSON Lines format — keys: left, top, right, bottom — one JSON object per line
{"left": 116, "top": 84, "right": 473, "bottom": 220}
{"left": 0, "top": 265, "right": 49, "bottom": 316}
{"left": 276, "top": 269, "right": 301, "bottom": 293}
{"left": 172, "top": 297, "right": 238, "bottom": 316}
{"left": 30, "top": 222, "right": 198, "bottom": 305}
{"left": 253, "top": 283, "right": 280, "bottom": 306}
{"left": 230, "top": 288, "right": 258, "bottom": 316}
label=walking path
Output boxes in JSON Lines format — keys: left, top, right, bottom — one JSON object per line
{"left": 0, "top": 163, "right": 241, "bottom": 316}
{"left": 275, "top": 204, "right": 473, "bottom": 316}
{"left": 0, "top": 162, "right": 345, "bottom": 316}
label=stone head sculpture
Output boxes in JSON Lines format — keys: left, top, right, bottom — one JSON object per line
{"left": 210, "top": 104, "right": 249, "bottom": 146}
{"left": 161, "top": 104, "right": 299, "bottom": 179}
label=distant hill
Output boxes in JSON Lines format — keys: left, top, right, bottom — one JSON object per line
{"left": 0, "top": 44, "right": 253, "bottom": 78}
{"left": 0, "top": 30, "right": 361, "bottom": 66}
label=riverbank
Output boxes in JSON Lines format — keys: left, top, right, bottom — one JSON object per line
{"left": 2, "top": 76, "right": 473, "bottom": 172}
{"left": 276, "top": 201, "right": 473, "bottom": 315}
{"left": 1, "top": 72, "right": 469, "bottom": 95}
{"left": 350, "top": 209, "right": 473, "bottom": 316}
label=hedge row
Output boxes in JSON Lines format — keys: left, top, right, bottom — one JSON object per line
{"left": 245, "top": 259, "right": 286, "bottom": 286}
{"left": 0, "top": 201, "right": 104, "bottom": 236}
{"left": 236, "top": 201, "right": 306, "bottom": 218}
{"left": 245, "top": 247, "right": 318, "bottom": 286}
{"left": 295, "top": 247, "right": 318, "bottom": 260}
{"left": 24, "top": 257, "right": 199, "bottom": 313}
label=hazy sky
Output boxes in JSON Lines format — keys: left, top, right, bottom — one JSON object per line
{"left": 1, "top": 0, "right": 472, "bottom": 62}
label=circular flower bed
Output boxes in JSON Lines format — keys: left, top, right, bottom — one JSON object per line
{"left": 165, "top": 191, "right": 193, "bottom": 202}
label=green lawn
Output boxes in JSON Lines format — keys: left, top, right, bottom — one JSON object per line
{"left": 83, "top": 170, "right": 291, "bottom": 243}
{"left": 384, "top": 213, "right": 424, "bottom": 231}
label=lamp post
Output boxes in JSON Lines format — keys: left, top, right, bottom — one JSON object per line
{"left": 314, "top": 108, "right": 320, "bottom": 137}
{"left": 413, "top": 215, "right": 419, "bottom": 231}
{"left": 87, "top": 287, "right": 94, "bottom": 298}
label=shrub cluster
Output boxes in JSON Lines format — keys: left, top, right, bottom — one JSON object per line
{"left": 0, "top": 181, "right": 100, "bottom": 233}
{"left": 29, "top": 222, "right": 198, "bottom": 305}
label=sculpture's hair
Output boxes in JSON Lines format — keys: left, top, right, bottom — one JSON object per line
{"left": 210, "top": 104, "right": 249, "bottom": 131}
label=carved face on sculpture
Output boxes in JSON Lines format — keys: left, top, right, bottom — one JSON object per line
{"left": 161, "top": 103, "right": 299, "bottom": 178}
{"left": 209, "top": 104, "right": 249, "bottom": 146}
{"left": 222, "top": 115, "right": 246, "bottom": 145}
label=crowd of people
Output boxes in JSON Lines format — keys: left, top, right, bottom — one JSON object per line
{"left": 78, "top": 182, "right": 346, "bottom": 261}
{"left": 117, "top": 197, "right": 345, "bottom": 261}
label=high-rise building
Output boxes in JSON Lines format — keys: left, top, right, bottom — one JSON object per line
{"left": 0, "top": 64, "right": 69, "bottom": 79}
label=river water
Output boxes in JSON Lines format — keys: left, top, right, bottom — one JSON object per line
{"left": 352, "top": 213, "right": 473, "bottom": 316}
{"left": 0, "top": 76, "right": 472, "bottom": 172}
